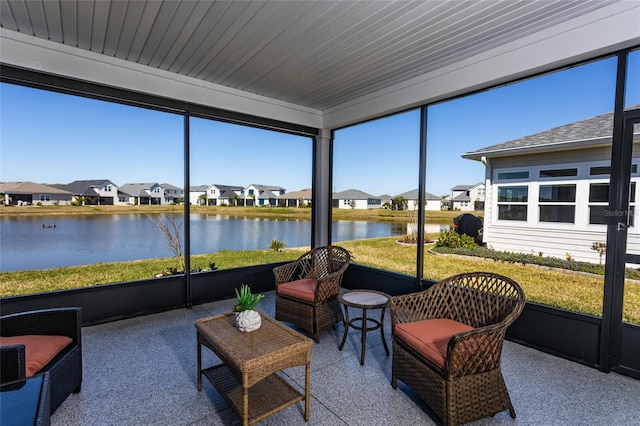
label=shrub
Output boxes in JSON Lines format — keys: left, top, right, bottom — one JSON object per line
{"left": 591, "top": 242, "right": 606, "bottom": 265}
{"left": 436, "top": 230, "right": 478, "bottom": 249}
{"left": 269, "top": 239, "right": 286, "bottom": 252}
{"left": 430, "top": 245, "right": 640, "bottom": 280}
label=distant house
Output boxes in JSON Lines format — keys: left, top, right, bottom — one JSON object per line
{"left": 378, "top": 194, "right": 393, "bottom": 208}
{"left": 207, "top": 184, "right": 244, "bottom": 206}
{"left": 395, "top": 189, "right": 442, "bottom": 211}
{"left": 120, "top": 183, "right": 164, "bottom": 205}
{"left": 189, "top": 185, "right": 209, "bottom": 205}
{"left": 0, "top": 181, "right": 72, "bottom": 206}
{"left": 160, "top": 183, "right": 184, "bottom": 205}
{"left": 244, "top": 184, "right": 286, "bottom": 207}
{"left": 332, "top": 189, "right": 382, "bottom": 209}
{"left": 63, "top": 179, "right": 118, "bottom": 205}
{"left": 451, "top": 183, "right": 485, "bottom": 211}
{"left": 441, "top": 194, "right": 452, "bottom": 210}
{"left": 462, "top": 109, "right": 640, "bottom": 263}
{"left": 278, "top": 188, "right": 312, "bottom": 207}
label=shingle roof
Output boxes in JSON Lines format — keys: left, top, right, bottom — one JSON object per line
{"left": 395, "top": 188, "right": 441, "bottom": 200}
{"left": 63, "top": 180, "right": 115, "bottom": 195}
{"left": 452, "top": 193, "right": 471, "bottom": 202}
{"left": 462, "top": 109, "right": 625, "bottom": 160}
{"left": 160, "top": 183, "right": 182, "bottom": 191}
{"left": 278, "top": 188, "right": 312, "bottom": 199}
{"left": 452, "top": 184, "right": 473, "bottom": 191}
{"left": 333, "top": 189, "right": 378, "bottom": 199}
{"left": 0, "top": 181, "right": 72, "bottom": 195}
{"left": 120, "top": 183, "right": 161, "bottom": 197}
{"left": 211, "top": 184, "right": 243, "bottom": 198}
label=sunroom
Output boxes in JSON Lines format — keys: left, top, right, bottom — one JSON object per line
{"left": 1, "top": 1, "right": 639, "bottom": 424}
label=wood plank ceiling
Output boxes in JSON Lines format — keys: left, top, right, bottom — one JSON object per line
{"left": 0, "top": 0, "right": 616, "bottom": 111}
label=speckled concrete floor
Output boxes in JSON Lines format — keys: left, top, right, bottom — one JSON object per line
{"left": 51, "top": 291, "right": 640, "bottom": 426}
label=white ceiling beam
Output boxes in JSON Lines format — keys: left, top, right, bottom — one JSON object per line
{"left": 322, "top": 2, "right": 640, "bottom": 130}
{"left": 0, "top": 28, "right": 323, "bottom": 128}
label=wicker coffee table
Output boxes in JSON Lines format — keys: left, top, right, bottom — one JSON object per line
{"left": 195, "top": 311, "right": 313, "bottom": 426}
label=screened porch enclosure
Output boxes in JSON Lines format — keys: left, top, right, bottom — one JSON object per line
{"left": 1, "top": 0, "right": 640, "bottom": 389}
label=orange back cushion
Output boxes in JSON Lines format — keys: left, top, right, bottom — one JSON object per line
{"left": 277, "top": 278, "right": 317, "bottom": 302}
{"left": 394, "top": 319, "right": 473, "bottom": 369}
{"left": 0, "top": 335, "right": 73, "bottom": 377}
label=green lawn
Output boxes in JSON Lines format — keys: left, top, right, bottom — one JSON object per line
{"left": 1, "top": 236, "right": 639, "bottom": 324}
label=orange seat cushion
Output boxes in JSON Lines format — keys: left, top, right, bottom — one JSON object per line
{"left": 0, "top": 335, "right": 73, "bottom": 377}
{"left": 277, "top": 278, "right": 318, "bottom": 302}
{"left": 394, "top": 319, "right": 473, "bottom": 369}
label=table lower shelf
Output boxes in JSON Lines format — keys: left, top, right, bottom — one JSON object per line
{"left": 203, "top": 364, "right": 304, "bottom": 425}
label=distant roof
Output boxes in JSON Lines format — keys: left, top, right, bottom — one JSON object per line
{"left": 462, "top": 108, "right": 640, "bottom": 160}
{"left": 212, "top": 184, "right": 243, "bottom": 198}
{"left": 120, "top": 183, "right": 161, "bottom": 197}
{"left": 395, "top": 188, "right": 440, "bottom": 200}
{"left": 452, "top": 193, "right": 471, "bottom": 202}
{"left": 189, "top": 185, "right": 209, "bottom": 191}
{"left": 451, "top": 184, "right": 473, "bottom": 191}
{"left": 0, "top": 181, "right": 72, "bottom": 195}
{"left": 63, "top": 179, "right": 115, "bottom": 195}
{"left": 211, "top": 184, "right": 243, "bottom": 192}
{"left": 279, "top": 188, "right": 312, "bottom": 199}
{"left": 333, "top": 189, "right": 378, "bottom": 199}
{"left": 160, "top": 183, "right": 182, "bottom": 191}
{"left": 246, "top": 184, "right": 285, "bottom": 191}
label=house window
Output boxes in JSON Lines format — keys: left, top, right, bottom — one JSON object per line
{"left": 106, "top": 185, "right": 112, "bottom": 191}
{"left": 39, "top": 194, "right": 51, "bottom": 202}
{"left": 590, "top": 165, "right": 637, "bottom": 175}
{"left": 538, "top": 184, "right": 576, "bottom": 223}
{"left": 539, "top": 168, "right": 577, "bottom": 178}
{"left": 589, "top": 182, "right": 636, "bottom": 227}
{"left": 497, "top": 171, "right": 529, "bottom": 180}
{"left": 497, "top": 186, "right": 528, "bottom": 221}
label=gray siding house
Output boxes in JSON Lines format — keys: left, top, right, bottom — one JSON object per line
{"left": 333, "top": 189, "right": 381, "bottom": 209}
{"left": 463, "top": 109, "right": 640, "bottom": 264}
{"left": 63, "top": 179, "right": 118, "bottom": 205}
{"left": 120, "top": 183, "right": 164, "bottom": 205}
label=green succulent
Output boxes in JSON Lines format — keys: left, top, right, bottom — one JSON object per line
{"left": 233, "top": 284, "right": 265, "bottom": 312}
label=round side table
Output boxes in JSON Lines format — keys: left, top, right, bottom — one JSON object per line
{"left": 337, "top": 289, "right": 390, "bottom": 365}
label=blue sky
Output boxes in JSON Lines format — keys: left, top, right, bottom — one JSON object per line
{"left": 1, "top": 51, "right": 638, "bottom": 197}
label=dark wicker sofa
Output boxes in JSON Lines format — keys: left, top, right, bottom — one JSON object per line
{"left": 1, "top": 307, "right": 82, "bottom": 415}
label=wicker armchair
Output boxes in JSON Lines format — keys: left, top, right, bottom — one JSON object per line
{"left": 1, "top": 307, "right": 82, "bottom": 415}
{"left": 389, "top": 272, "right": 525, "bottom": 426}
{"left": 274, "top": 245, "right": 351, "bottom": 342}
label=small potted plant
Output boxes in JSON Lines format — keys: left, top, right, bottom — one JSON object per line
{"left": 233, "top": 284, "right": 265, "bottom": 332}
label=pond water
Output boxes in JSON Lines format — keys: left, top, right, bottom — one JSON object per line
{"left": 0, "top": 214, "right": 448, "bottom": 272}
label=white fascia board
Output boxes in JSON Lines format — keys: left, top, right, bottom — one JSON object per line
{"left": 0, "top": 29, "right": 322, "bottom": 129}
{"left": 323, "top": 1, "right": 640, "bottom": 130}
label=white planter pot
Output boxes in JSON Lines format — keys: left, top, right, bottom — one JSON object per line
{"left": 235, "top": 309, "right": 261, "bottom": 332}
